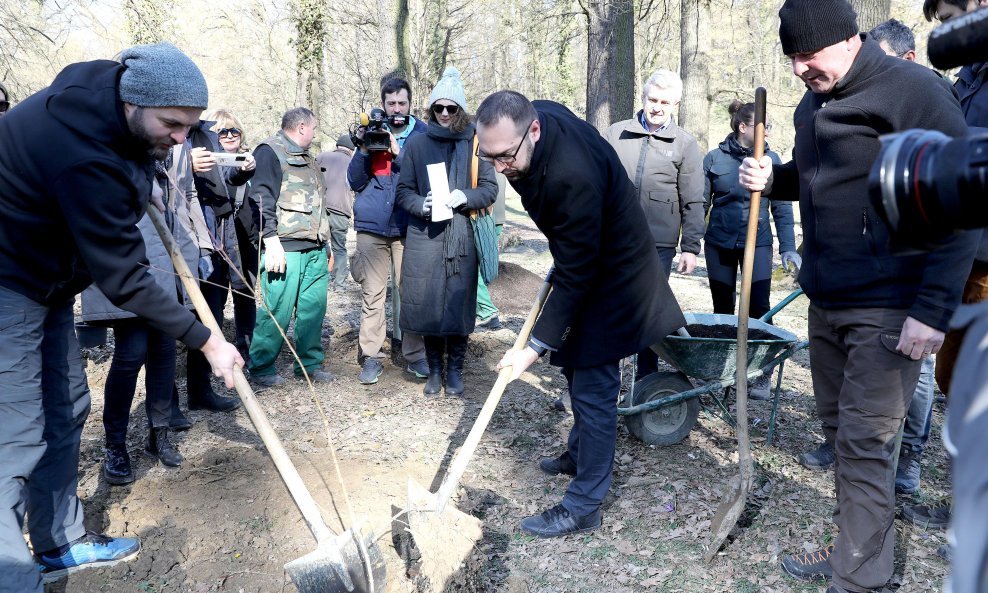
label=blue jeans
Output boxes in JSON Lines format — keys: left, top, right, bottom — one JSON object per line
{"left": 902, "top": 356, "right": 935, "bottom": 452}
{"left": 0, "top": 286, "right": 89, "bottom": 593}
{"left": 560, "top": 363, "right": 621, "bottom": 516}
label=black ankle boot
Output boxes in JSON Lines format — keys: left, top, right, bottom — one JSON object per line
{"left": 146, "top": 427, "right": 183, "bottom": 467}
{"left": 103, "top": 443, "right": 134, "bottom": 485}
{"left": 423, "top": 337, "right": 445, "bottom": 396}
{"left": 188, "top": 387, "right": 240, "bottom": 412}
{"left": 445, "top": 336, "right": 466, "bottom": 396}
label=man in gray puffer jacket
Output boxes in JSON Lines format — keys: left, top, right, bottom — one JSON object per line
{"left": 605, "top": 69, "right": 705, "bottom": 378}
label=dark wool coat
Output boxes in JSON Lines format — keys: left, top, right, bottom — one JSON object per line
{"left": 510, "top": 101, "right": 687, "bottom": 369}
{"left": 396, "top": 123, "right": 497, "bottom": 336}
{"left": 770, "top": 35, "right": 978, "bottom": 332}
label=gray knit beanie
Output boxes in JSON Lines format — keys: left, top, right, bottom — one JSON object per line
{"left": 778, "top": 0, "right": 859, "bottom": 56}
{"left": 429, "top": 66, "right": 467, "bottom": 111}
{"left": 118, "top": 42, "right": 208, "bottom": 109}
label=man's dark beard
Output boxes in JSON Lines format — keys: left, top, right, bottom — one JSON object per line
{"left": 127, "top": 106, "right": 171, "bottom": 160}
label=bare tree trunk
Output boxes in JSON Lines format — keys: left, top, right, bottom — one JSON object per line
{"left": 395, "top": 0, "right": 411, "bottom": 79}
{"left": 585, "top": 0, "right": 613, "bottom": 131}
{"left": 849, "top": 0, "right": 891, "bottom": 33}
{"left": 679, "top": 0, "right": 711, "bottom": 152}
{"left": 291, "top": 0, "right": 328, "bottom": 142}
{"left": 125, "top": 0, "right": 170, "bottom": 44}
{"left": 611, "top": 0, "right": 635, "bottom": 122}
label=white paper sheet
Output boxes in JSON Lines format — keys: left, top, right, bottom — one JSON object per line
{"left": 427, "top": 162, "right": 453, "bottom": 222}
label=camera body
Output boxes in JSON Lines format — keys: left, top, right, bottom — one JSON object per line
{"left": 353, "top": 109, "right": 409, "bottom": 152}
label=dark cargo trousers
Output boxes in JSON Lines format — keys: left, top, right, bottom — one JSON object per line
{"left": 808, "top": 305, "right": 922, "bottom": 593}
{"left": 0, "top": 287, "right": 89, "bottom": 593}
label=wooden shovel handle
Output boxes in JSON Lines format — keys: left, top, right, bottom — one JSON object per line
{"left": 146, "top": 205, "right": 337, "bottom": 545}
{"left": 433, "top": 271, "right": 553, "bottom": 512}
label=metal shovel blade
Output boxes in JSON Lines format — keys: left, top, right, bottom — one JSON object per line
{"left": 404, "top": 478, "right": 484, "bottom": 590}
{"left": 285, "top": 526, "right": 387, "bottom": 593}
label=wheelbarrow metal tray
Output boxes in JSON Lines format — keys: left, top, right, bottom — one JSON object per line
{"left": 652, "top": 313, "right": 799, "bottom": 382}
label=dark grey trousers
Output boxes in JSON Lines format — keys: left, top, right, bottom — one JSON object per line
{"left": 0, "top": 287, "right": 89, "bottom": 593}
{"left": 808, "top": 305, "right": 922, "bottom": 593}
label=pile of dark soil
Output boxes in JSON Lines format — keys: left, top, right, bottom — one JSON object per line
{"left": 487, "top": 261, "right": 543, "bottom": 314}
{"left": 683, "top": 324, "right": 778, "bottom": 341}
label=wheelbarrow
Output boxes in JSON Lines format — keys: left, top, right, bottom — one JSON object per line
{"left": 618, "top": 289, "right": 808, "bottom": 446}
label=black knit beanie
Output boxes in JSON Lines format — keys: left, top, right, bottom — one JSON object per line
{"left": 778, "top": 0, "right": 859, "bottom": 55}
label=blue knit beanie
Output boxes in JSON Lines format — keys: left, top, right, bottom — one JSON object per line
{"left": 429, "top": 66, "right": 467, "bottom": 111}
{"left": 118, "top": 42, "right": 208, "bottom": 109}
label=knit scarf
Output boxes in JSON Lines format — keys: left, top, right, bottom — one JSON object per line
{"left": 427, "top": 120, "right": 474, "bottom": 278}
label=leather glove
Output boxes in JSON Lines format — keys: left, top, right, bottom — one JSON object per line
{"left": 198, "top": 253, "right": 214, "bottom": 280}
{"left": 422, "top": 192, "right": 433, "bottom": 217}
{"left": 263, "top": 236, "right": 287, "bottom": 274}
{"left": 446, "top": 189, "right": 468, "bottom": 209}
{"left": 781, "top": 251, "right": 802, "bottom": 273}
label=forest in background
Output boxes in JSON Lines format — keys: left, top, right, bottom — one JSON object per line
{"left": 2, "top": 0, "right": 939, "bottom": 157}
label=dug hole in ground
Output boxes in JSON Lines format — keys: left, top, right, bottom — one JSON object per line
{"left": 60, "top": 191, "right": 950, "bottom": 593}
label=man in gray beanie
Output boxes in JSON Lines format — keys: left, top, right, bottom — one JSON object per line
{"left": 739, "top": 2, "right": 979, "bottom": 592}
{"left": 0, "top": 43, "right": 241, "bottom": 593}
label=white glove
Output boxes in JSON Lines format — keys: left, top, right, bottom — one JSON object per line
{"left": 781, "top": 251, "right": 802, "bottom": 273}
{"left": 263, "top": 236, "right": 287, "bottom": 274}
{"left": 446, "top": 189, "right": 467, "bottom": 209}
{"left": 422, "top": 192, "right": 433, "bottom": 217}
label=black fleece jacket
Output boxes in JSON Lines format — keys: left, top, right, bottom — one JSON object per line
{"left": 770, "top": 35, "right": 978, "bottom": 332}
{"left": 0, "top": 60, "right": 210, "bottom": 348}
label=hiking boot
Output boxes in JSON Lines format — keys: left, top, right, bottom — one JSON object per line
{"left": 250, "top": 373, "right": 286, "bottom": 388}
{"left": 445, "top": 337, "right": 467, "bottom": 396}
{"left": 749, "top": 375, "right": 772, "bottom": 401}
{"left": 799, "top": 441, "right": 835, "bottom": 471}
{"left": 539, "top": 453, "right": 577, "bottom": 477}
{"left": 102, "top": 444, "right": 134, "bottom": 486}
{"left": 188, "top": 387, "right": 240, "bottom": 412}
{"left": 36, "top": 532, "right": 141, "bottom": 582}
{"left": 901, "top": 499, "right": 951, "bottom": 529}
{"left": 476, "top": 314, "right": 501, "bottom": 330}
{"left": 895, "top": 446, "right": 922, "bottom": 495}
{"left": 405, "top": 358, "right": 429, "bottom": 380}
{"left": 359, "top": 358, "right": 384, "bottom": 385}
{"left": 298, "top": 369, "right": 334, "bottom": 384}
{"left": 520, "top": 504, "right": 601, "bottom": 538}
{"left": 146, "top": 427, "right": 183, "bottom": 467}
{"left": 781, "top": 544, "right": 834, "bottom": 580}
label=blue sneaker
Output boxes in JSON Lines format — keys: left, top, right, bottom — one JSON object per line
{"left": 36, "top": 532, "right": 141, "bottom": 582}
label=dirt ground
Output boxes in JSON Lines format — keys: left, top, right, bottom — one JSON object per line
{"left": 53, "top": 193, "right": 951, "bottom": 593}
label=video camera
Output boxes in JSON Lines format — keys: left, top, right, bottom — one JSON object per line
{"left": 869, "top": 8, "right": 988, "bottom": 248}
{"left": 350, "top": 108, "right": 409, "bottom": 152}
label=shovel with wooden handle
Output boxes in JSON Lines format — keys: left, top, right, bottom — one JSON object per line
{"left": 404, "top": 271, "right": 552, "bottom": 589}
{"left": 147, "top": 205, "right": 385, "bottom": 593}
{"left": 705, "top": 86, "right": 767, "bottom": 562}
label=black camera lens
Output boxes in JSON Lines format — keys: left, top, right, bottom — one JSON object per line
{"left": 871, "top": 129, "right": 988, "bottom": 247}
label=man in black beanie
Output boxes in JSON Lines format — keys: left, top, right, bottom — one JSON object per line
{"left": 0, "top": 43, "right": 242, "bottom": 592}
{"left": 740, "top": 1, "right": 979, "bottom": 592}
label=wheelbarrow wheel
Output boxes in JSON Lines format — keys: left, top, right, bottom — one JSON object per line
{"left": 624, "top": 371, "right": 700, "bottom": 446}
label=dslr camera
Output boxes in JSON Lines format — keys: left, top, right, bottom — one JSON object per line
{"left": 351, "top": 108, "right": 409, "bottom": 152}
{"left": 869, "top": 9, "right": 988, "bottom": 247}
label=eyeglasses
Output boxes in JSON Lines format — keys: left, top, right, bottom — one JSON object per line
{"left": 217, "top": 128, "right": 242, "bottom": 138}
{"left": 0, "top": 101, "right": 9, "bottom": 113}
{"left": 431, "top": 104, "right": 459, "bottom": 116}
{"left": 476, "top": 121, "right": 534, "bottom": 164}
{"left": 743, "top": 121, "right": 773, "bottom": 133}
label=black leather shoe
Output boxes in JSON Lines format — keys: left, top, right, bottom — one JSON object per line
{"left": 520, "top": 504, "right": 601, "bottom": 538}
{"left": 539, "top": 453, "right": 577, "bottom": 476}
{"left": 103, "top": 444, "right": 134, "bottom": 485}
{"left": 188, "top": 388, "right": 240, "bottom": 412}
{"left": 146, "top": 427, "right": 183, "bottom": 467}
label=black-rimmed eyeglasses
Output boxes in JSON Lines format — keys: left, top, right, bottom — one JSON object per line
{"left": 218, "top": 128, "right": 242, "bottom": 138}
{"left": 475, "top": 121, "right": 533, "bottom": 164}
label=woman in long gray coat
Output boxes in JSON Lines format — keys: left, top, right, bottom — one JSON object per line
{"left": 397, "top": 66, "right": 497, "bottom": 396}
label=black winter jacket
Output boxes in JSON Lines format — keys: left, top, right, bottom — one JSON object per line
{"left": 0, "top": 60, "right": 209, "bottom": 347}
{"left": 954, "top": 63, "right": 988, "bottom": 262}
{"left": 510, "top": 101, "right": 686, "bottom": 368}
{"left": 770, "top": 36, "right": 977, "bottom": 331}
{"left": 703, "top": 135, "right": 796, "bottom": 253}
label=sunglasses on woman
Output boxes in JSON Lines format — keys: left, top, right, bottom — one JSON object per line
{"left": 431, "top": 104, "right": 459, "bottom": 116}
{"left": 217, "top": 128, "right": 242, "bottom": 138}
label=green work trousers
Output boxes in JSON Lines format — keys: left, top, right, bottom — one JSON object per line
{"left": 248, "top": 248, "right": 328, "bottom": 377}
{"left": 475, "top": 224, "right": 502, "bottom": 321}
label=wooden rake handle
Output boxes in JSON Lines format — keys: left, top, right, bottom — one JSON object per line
{"left": 432, "top": 271, "right": 553, "bottom": 512}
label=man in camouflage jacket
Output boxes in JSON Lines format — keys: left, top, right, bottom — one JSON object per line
{"left": 247, "top": 107, "right": 332, "bottom": 386}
